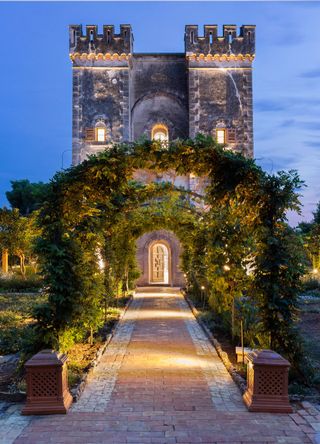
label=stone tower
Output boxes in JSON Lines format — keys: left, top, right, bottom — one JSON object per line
{"left": 69, "top": 23, "right": 255, "bottom": 286}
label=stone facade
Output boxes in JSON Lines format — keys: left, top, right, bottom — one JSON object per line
{"left": 69, "top": 23, "right": 255, "bottom": 286}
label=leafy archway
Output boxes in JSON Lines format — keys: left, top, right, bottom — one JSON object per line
{"left": 35, "top": 136, "right": 305, "bottom": 372}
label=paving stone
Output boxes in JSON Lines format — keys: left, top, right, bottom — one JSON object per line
{"left": 8, "top": 290, "right": 317, "bottom": 443}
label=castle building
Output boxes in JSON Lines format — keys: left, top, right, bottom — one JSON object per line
{"left": 69, "top": 23, "right": 255, "bottom": 287}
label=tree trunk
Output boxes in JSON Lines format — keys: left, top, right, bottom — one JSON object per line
{"left": 1, "top": 250, "right": 9, "bottom": 274}
{"left": 19, "top": 254, "right": 26, "bottom": 278}
{"left": 89, "top": 327, "right": 93, "bottom": 345}
{"left": 231, "top": 296, "right": 235, "bottom": 342}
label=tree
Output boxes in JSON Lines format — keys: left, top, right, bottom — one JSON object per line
{"left": 313, "top": 201, "right": 320, "bottom": 225}
{"left": 0, "top": 208, "right": 40, "bottom": 276}
{"left": 33, "top": 137, "right": 305, "bottom": 375}
{"left": 6, "top": 180, "right": 49, "bottom": 216}
{"left": 297, "top": 200, "right": 320, "bottom": 271}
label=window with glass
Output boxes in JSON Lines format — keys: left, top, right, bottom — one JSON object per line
{"left": 216, "top": 128, "right": 226, "bottom": 144}
{"left": 96, "top": 127, "right": 106, "bottom": 142}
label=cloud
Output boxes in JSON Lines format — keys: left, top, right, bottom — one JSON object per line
{"left": 279, "top": 119, "right": 296, "bottom": 128}
{"left": 254, "top": 100, "right": 286, "bottom": 112}
{"left": 300, "top": 122, "right": 320, "bottom": 131}
{"left": 300, "top": 68, "right": 320, "bottom": 79}
{"left": 304, "top": 141, "right": 320, "bottom": 148}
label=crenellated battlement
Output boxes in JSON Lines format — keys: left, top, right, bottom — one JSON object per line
{"left": 184, "top": 24, "right": 255, "bottom": 56}
{"left": 69, "top": 24, "right": 133, "bottom": 55}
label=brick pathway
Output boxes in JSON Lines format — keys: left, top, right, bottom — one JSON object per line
{"left": 8, "top": 290, "right": 320, "bottom": 443}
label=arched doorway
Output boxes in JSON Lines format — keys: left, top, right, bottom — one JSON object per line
{"left": 135, "top": 230, "right": 185, "bottom": 288}
{"left": 149, "top": 241, "right": 170, "bottom": 285}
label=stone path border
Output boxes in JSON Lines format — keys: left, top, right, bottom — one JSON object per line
{"left": 184, "top": 294, "right": 247, "bottom": 393}
{"left": 72, "top": 297, "right": 142, "bottom": 412}
{"left": 1, "top": 289, "right": 319, "bottom": 444}
{"left": 72, "top": 296, "right": 133, "bottom": 402}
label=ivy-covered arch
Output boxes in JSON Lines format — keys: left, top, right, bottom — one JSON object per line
{"left": 35, "top": 136, "right": 305, "bottom": 373}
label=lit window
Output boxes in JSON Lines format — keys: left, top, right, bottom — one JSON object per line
{"left": 96, "top": 127, "right": 106, "bottom": 142}
{"left": 216, "top": 128, "right": 226, "bottom": 144}
{"left": 151, "top": 124, "right": 169, "bottom": 146}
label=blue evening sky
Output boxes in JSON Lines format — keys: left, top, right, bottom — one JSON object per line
{"left": 0, "top": 1, "right": 319, "bottom": 225}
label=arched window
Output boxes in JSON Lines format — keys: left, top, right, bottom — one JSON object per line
{"left": 96, "top": 127, "right": 106, "bottom": 142}
{"left": 95, "top": 121, "right": 107, "bottom": 142}
{"left": 216, "top": 128, "right": 226, "bottom": 144}
{"left": 151, "top": 124, "right": 169, "bottom": 147}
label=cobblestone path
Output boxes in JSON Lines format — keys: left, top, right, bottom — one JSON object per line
{"left": 9, "top": 290, "right": 320, "bottom": 443}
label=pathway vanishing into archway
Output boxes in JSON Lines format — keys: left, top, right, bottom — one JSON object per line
{"left": 14, "top": 290, "right": 316, "bottom": 443}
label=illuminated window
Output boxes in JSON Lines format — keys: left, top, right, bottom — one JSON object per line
{"left": 216, "top": 128, "right": 226, "bottom": 144}
{"left": 96, "top": 127, "right": 106, "bottom": 142}
{"left": 151, "top": 124, "right": 169, "bottom": 146}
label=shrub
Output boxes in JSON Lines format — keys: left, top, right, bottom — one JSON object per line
{"left": 0, "top": 311, "right": 30, "bottom": 354}
{"left": 302, "top": 276, "right": 320, "bottom": 292}
{"left": 0, "top": 274, "right": 43, "bottom": 292}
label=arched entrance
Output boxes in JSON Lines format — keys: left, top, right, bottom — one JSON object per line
{"left": 149, "top": 242, "right": 170, "bottom": 284}
{"left": 135, "top": 230, "right": 185, "bottom": 288}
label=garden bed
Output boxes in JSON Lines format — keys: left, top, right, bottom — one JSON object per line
{"left": 0, "top": 291, "right": 131, "bottom": 402}
{"left": 186, "top": 291, "right": 320, "bottom": 402}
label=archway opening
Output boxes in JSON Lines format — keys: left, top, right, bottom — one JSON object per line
{"left": 149, "top": 242, "right": 170, "bottom": 285}
{"left": 34, "top": 137, "right": 304, "bottom": 375}
{"left": 152, "top": 124, "right": 169, "bottom": 145}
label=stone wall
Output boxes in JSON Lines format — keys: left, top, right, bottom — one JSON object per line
{"left": 69, "top": 23, "right": 256, "bottom": 287}
{"left": 70, "top": 23, "right": 255, "bottom": 162}
{"left": 187, "top": 57, "right": 254, "bottom": 156}
{"left": 131, "top": 55, "right": 188, "bottom": 140}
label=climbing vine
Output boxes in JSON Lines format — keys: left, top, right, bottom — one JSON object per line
{"left": 34, "top": 136, "right": 305, "bottom": 373}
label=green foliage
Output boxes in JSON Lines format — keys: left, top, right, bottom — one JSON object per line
{"left": 302, "top": 276, "right": 320, "bottom": 292}
{"left": 6, "top": 179, "right": 49, "bottom": 216}
{"left": 297, "top": 199, "right": 320, "bottom": 273}
{"left": 33, "top": 137, "right": 305, "bottom": 378}
{"left": 0, "top": 208, "right": 41, "bottom": 276}
{"left": 313, "top": 202, "right": 320, "bottom": 225}
{"left": 0, "top": 274, "right": 42, "bottom": 292}
{"left": 0, "top": 292, "right": 47, "bottom": 355}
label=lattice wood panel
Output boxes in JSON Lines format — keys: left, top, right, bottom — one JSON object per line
{"left": 31, "top": 370, "right": 58, "bottom": 398}
{"left": 256, "top": 369, "right": 284, "bottom": 396}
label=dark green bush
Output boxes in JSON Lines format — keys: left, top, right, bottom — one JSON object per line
{"left": 0, "top": 275, "right": 43, "bottom": 292}
{"left": 302, "top": 277, "right": 320, "bottom": 291}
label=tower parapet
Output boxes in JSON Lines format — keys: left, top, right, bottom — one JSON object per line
{"left": 69, "top": 24, "right": 133, "bottom": 55}
{"left": 185, "top": 25, "right": 255, "bottom": 57}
